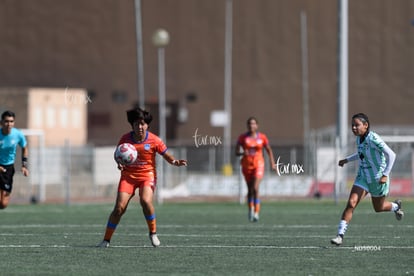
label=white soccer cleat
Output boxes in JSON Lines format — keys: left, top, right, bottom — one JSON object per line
{"left": 149, "top": 233, "right": 160, "bottom": 247}
{"left": 248, "top": 208, "right": 255, "bottom": 222}
{"left": 253, "top": 213, "right": 259, "bottom": 222}
{"left": 330, "top": 235, "right": 343, "bottom": 246}
{"left": 96, "top": 240, "right": 110, "bottom": 248}
{"left": 394, "top": 199, "right": 404, "bottom": 221}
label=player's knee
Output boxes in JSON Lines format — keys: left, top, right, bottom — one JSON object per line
{"left": 112, "top": 206, "right": 126, "bottom": 217}
{"left": 0, "top": 203, "right": 8, "bottom": 209}
{"left": 346, "top": 199, "right": 358, "bottom": 209}
{"left": 140, "top": 197, "right": 151, "bottom": 207}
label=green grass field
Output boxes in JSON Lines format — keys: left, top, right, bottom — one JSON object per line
{"left": 1, "top": 199, "right": 413, "bottom": 275}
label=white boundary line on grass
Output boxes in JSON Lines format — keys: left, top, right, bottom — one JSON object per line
{"left": 1, "top": 224, "right": 413, "bottom": 228}
{"left": 0, "top": 233, "right": 401, "bottom": 240}
{"left": 1, "top": 244, "right": 414, "bottom": 250}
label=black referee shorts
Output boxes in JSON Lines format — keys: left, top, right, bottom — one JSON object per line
{"left": 0, "top": 164, "right": 15, "bottom": 193}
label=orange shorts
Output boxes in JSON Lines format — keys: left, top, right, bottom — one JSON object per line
{"left": 242, "top": 165, "right": 264, "bottom": 183}
{"left": 118, "top": 174, "right": 156, "bottom": 195}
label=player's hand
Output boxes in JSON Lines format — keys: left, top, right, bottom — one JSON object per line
{"left": 338, "top": 159, "right": 348, "bottom": 167}
{"left": 117, "top": 163, "right": 125, "bottom": 171}
{"left": 0, "top": 166, "right": 6, "bottom": 173}
{"left": 379, "top": 175, "right": 387, "bottom": 185}
{"left": 271, "top": 163, "right": 280, "bottom": 176}
{"left": 21, "top": 167, "right": 29, "bottom": 177}
{"left": 173, "top": 159, "right": 187, "bottom": 167}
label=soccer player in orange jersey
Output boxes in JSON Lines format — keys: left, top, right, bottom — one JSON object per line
{"left": 235, "top": 117, "right": 277, "bottom": 222}
{"left": 97, "top": 108, "right": 187, "bottom": 248}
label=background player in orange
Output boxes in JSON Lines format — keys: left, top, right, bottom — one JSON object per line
{"left": 97, "top": 108, "right": 187, "bottom": 248}
{"left": 235, "top": 117, "right": 277, "bottom": 222}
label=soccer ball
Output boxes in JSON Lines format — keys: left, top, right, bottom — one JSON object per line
{"left": 114, "top": 143, "right": 138, "bottom": 165}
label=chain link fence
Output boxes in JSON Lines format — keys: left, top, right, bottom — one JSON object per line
{"left": 10, "top": 126, "right": 414, "bottom": 204}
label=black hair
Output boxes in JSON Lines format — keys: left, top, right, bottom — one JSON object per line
{"left": 1, "top": 110, "right": 15, "bottom": 120}
{"left": 246, "top": 116, "right": 258, "bottom": 125}
{"left": 352, "top": 113, "right": 370, "bottom": 131}
{"left": 126, "top": 108, "right": 152, "bottom": 126}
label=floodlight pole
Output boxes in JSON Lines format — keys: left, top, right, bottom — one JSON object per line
{"left": 152, "top": 29, "right": 170, "bottom": 204}
{"left": 335, "top": 0, "right": 349, "bottom": 204}
{"left": 223, "top": 0, "right": 233, "bottom": 170}
{"left": 300, "top": 11, "right": 310, "bottom": 175}
{"left": 134, "top": 0, "right": 145, "bottom": 108}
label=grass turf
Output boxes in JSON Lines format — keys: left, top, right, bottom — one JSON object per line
{"left": 0, "top": 199, "right": 413, "bottom": 275}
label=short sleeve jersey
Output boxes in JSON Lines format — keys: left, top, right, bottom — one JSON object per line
{"left": 0, "top": 128, "right": 27, "bottom": 165}
{"left": 237, "top": 132, "right": 269, "bottom": 170}
{"left": 356, "top": 131, "right": 387, "bottom": 183}
{"left": 118, "top": 131, "right": 167, "bottom": 180}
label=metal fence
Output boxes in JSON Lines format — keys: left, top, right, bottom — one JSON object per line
{"left": 10, "top": 126, "right": 414, "bottom": 204}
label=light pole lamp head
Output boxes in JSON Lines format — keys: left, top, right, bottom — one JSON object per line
{"left": 152, "top": 29, "right": 170, "bottom": 48}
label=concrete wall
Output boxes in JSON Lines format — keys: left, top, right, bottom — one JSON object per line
{"left": 0, "top": 87, "right": 87, "bottom": 146}
{"left": 0, "top": 0, "right": 412, "bottom": 146}
{"left": 27, "top": 88, "right": 88, "bottom": 146}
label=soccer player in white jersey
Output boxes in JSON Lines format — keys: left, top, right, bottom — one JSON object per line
{"left": 331, "top": 113, "right": 403, "bottom": 246}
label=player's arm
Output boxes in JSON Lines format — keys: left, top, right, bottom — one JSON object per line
{"left": 264, "top": 144, "right": 277, "bottom": 172}
{"left": 114, "top": 141, "right": 125, "bottom": 171}
{"left": 21, "top": 146, "right": 29, "bottom": 176}
{"left": 338, "top": 152, "right": 358, "bottom": 167}
{"left": 379, "top": 143, "right": 396, "bottom": 184}
{"left": 116, "top": 162, "right": 126, "bottom": 171}
{"left": 162, "top": 151, "right": 187, "bottom": 167}
{"left": 235, "top": 142, "right": 244, "bottom": 156}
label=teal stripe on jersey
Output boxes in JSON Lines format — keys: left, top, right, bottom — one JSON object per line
{"left": 357, "top": 132, "right": 387, "bottom": 183}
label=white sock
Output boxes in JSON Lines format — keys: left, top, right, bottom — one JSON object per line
{"left": 391, "top": 202, "right": 399, "bottom": 212}
{"left": 338, "top": 220, "right": 348, "bottom": 236}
